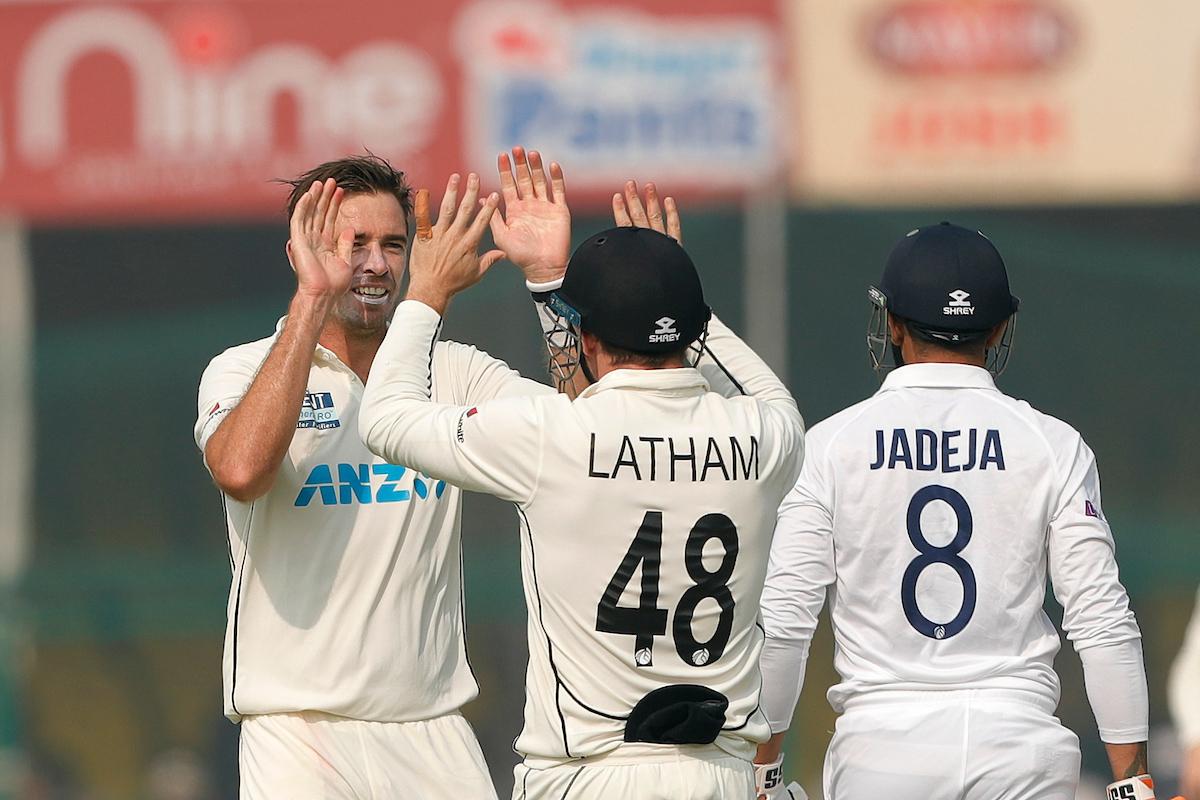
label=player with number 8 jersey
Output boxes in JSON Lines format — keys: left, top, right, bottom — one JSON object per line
{"left": 361, "top": 178, "right": 804, "bottom": 799}
{"left": 755, "top": 223, "right": 1152, "bottom": 800}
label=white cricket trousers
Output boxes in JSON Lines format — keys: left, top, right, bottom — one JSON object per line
{"left": 512, "top": 742, "right": 755, "bottom": 800}
{"left": 823, "top": 689, "right": 1081, "bottom": 800}
{"left": 239, "top": 710, "right": 499, "bottom": 799}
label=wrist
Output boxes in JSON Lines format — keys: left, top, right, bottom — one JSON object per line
{"left": 288, "top": 291, "right": 336, "bottom": 323}
{"left": 405, "top": 283, "right": 452, "bottom": 316}
{"left": 1105, "top": 774, "right": 1157, "bottom": 799}
{"left": 521, "top": 260, "right": 567, "bottom": 286}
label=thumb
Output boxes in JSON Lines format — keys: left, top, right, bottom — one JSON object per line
{"left": 479, "top": 249, "right": 506, "bottom": 273}
{"left": 488, "top": 210, "right": 509, "bottom": 243}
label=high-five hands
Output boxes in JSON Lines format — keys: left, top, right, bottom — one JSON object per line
{"left": 287, "top": 178, "right": 355, "bottom": 301}
{"left": 490, "top": 146, "right": 571, "bottom": 286}
{"left": 406, "top": 173, "right": 503, "bottom": 316}
{"left": 612, "top": 180, "right": 682, "bottom": 244}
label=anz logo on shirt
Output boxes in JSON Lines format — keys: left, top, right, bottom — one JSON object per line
{"left": 294, "top": 463, "right": 447, "bottom": 507}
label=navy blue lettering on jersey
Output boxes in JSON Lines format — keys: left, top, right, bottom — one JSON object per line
{"left": 870, "top": 429, "right": 1005, "bottom": 472}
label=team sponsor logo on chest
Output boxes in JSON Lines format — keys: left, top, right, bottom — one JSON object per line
{"left": 294, "top": 463, "right": 447, "bottom": 507}
{"left": 298, "top": 391, "right": 340, "bottom": 430}
{"left": 870, "top": 428, "right": 1005, "bottom": 472}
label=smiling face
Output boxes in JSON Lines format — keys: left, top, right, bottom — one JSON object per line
{"left": 329, "top": 191, "right": 410, "bottom": 335}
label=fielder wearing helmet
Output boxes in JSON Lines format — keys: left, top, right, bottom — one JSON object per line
{"left": 867, "top": 221, "right": 1020, "bottom": 377}
{"left": 541, "top": 226, "right": 712, "bottom": 393}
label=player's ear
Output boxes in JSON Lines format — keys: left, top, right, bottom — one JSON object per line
{"left": 580, "top": 330, "right": 600, "bottom": 359}
{"left": 285, "top": 240, "right": 295, "bottom": 270}
{"left": 887, "top": 314, "right": 906, "bottom": 347}
{"left": 986, "top": 319, "right": 1009, "bottom": 348}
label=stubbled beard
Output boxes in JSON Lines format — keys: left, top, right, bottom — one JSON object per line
{"left": 332, "top": 294, "right": 394, "bottom": 335}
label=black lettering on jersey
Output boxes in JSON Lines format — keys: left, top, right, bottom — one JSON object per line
{"left": 639, "top": 437, "right": 664, "bottom": 481}
{"left": 700, "top": 437, "right": 730, "bottom": 482}
{"left": 589, "top": 433, "right": 610, "bottom": 478}
{"left": 873, "top": 428, "right": 1006, "bottom": 472}
{"left": 590, "top": 435, "right": 757, "bottom": 482}
{"left": 612, "top": 436, "right": 643, "bottom": 481}
{"left": 670, "top": 437, "right": 697, "bottom": 482}
{"left": 729, "top": 436, "right": 759, "bottom": 480}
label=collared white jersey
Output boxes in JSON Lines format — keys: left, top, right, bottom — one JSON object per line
{"left": 761, "top": 363, "right": 1141, "bottom": 717}
{"left": 360, "top": 301, "right": 805, "bottom": 762}
{"left": 194, "top": 319, "right": 551, "bottom": 722}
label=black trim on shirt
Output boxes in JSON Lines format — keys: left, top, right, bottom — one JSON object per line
{"left": 229, "top": 498, "right": 254, "bottom": 718}
{"left": 517, "top": 506, "right": 573, "bottom": 758}
{"left": 425, "top": 321, "right": 441, "bottom": 398}
{"left": 701, "top": 343, "right": 746, "bottom": 396}
{"left": 458, "top": 543, "right": 478, "bottom": 687}
{"left": 560, "top": 767, "right": 585, "bottom": 799}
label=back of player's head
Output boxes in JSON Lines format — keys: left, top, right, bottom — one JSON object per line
{"left": 552, "top": 227, "right": 712, "bottom": 355}
{"left": 867, "top": 222, "right": 1020, "bottom": 376}
{"left": 281, "top": 154, "right": 413, "bottom": 220}
{"left": 877, "top": 221, "right": 1019, "bottom": 343}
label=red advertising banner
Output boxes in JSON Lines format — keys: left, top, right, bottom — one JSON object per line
{"left": 0, "top": 0, "right": 784, "bottom": 222}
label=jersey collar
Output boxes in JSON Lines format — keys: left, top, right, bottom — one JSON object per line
{"left": 579, "top": 367, "right": 710, "bottom": 398}
{"left": 879, "top": 363, "right": 998, "bottom": 392}
{"left": 273, "top": 316, "right": 344, "bottom": 367}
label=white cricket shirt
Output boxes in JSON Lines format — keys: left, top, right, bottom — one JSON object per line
{"left": 760, "top": 363, "right": 1146, "bottom": 741}
{"left": 360, "top": 301, "right": 805, "bottom": 763}
{"left": 194, "top": 318, "right": 550, "bottom": 722}
{"left": 1170, "top": 587, "right": 1200, "bottom": 747}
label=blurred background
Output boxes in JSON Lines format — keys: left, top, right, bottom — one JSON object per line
{"left": 0, "top": 0, "right": 1197, "bottom": 797}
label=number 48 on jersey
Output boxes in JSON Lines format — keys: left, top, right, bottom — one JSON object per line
{"left": 595, "top": 511, "right": 740, "bottom": 668}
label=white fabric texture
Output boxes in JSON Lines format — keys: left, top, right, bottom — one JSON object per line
{"left": 239, "top": 710, "right": 497, "bottom": 799}
{"left": 1169, "top": 587, "right": 1200, "bottom": 747}
{"left": 822, "top": 690, "right": 1080, "bottom": 800}
{"left": 511, "top": 743, "right": 754, "bottom": 800}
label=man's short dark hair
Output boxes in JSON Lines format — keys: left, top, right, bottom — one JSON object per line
{"left": 281, "top": 154, "right": 412, "bottom": 220}
{"left": 601, "top": 340, "right": 688, "bottom": 368}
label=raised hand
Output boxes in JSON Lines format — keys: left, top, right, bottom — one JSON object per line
{"left": 612, "top": 180, "right": 682, "bottom": 244}
{"left": 490, "top": 146, "right": 571, "bottom": 285}
{"left": 407, "top": 172, "right": 503, "bottom": 315}
{"left": 287, "top": 178, "right": 354, "bottom": 300}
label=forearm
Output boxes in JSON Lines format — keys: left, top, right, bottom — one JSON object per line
{"left": 360, "top": 300, "right": 443, "bottom": 468}
{"left": 756, "top": 732, "right": 787, "bottom": 764}
{"left": 1105, "top": 741, "right": 1149, "bottom": 781}
{"left": 1079, "top": 638, "right": 1149, "bottom": 745}
{"left": 205, "top": 293, "right": 331, "bottom": 500}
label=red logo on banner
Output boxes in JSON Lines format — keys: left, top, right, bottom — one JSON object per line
{"left": 867, "top": 1, "right": 1075, "bottom": 75}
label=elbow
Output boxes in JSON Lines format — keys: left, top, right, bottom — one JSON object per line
{"left": 210, "top": 462, "right": 274, "bottom": 503}
{"left": 358, "top": 404, "right": 385, "bottom": 459}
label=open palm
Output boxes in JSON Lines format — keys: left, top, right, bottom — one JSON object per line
{"left": 289, "top": 178, "right": 353, "bottom": 298}
{"left": 491, "top": 147, "right": 570, "bottom": 284}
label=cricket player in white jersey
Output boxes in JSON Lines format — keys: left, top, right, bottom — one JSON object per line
{"left": 754, "top": 222, "right": 1160, "bottom": 800}
{"left": 360, "top": 195, "right": 806, "bottom": 799}
{"left": 193, "top": 150, "right": 568, "bottom": 799}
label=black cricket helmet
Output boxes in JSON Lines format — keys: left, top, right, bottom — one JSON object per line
{"left": 868, "top": 221, "right": 1020, "bottom": 377}
{"left": 543, "top": 227, "right": 711, "bottom": 390}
